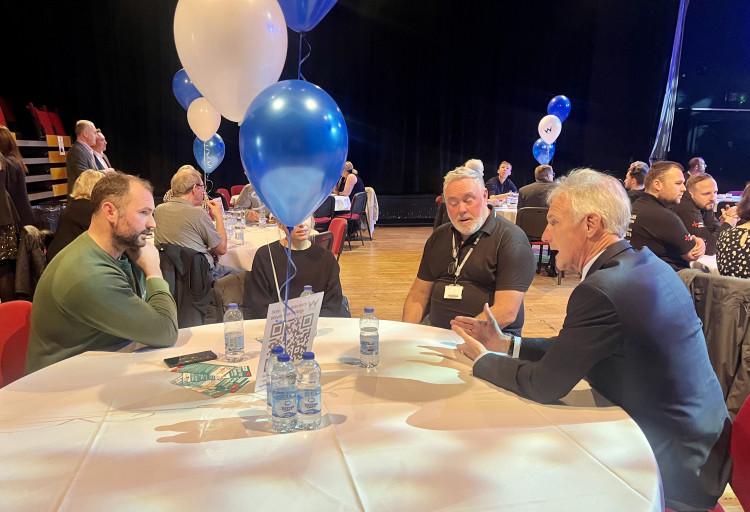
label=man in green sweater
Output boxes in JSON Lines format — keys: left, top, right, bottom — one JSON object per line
{"left": 26, "top": 173, "right": 178, "bottom": 374}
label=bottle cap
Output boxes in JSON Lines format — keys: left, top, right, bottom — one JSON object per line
{"left": 364, "top": 306, "right": 374, "bottom": 313}
{"left": 277, "top": 353, "right": 290, "bottom": 362}
{"left": 270, "top": 345, "right": 284, "bottom": 355}
{"left": 228, "top": 303, "right": 238, "bottom": 309}
{"left": 303, "top": 285, "right": 313, "bottom": 291}
{"left": 302, "top": 351, "right": 315, "bottom": 360}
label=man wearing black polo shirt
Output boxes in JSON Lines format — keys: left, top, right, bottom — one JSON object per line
{"left": 627, "top": 161, "right": 705, "bottom": 271}
{"left": 403, "top": 166, "right": 535, "bottom": 335}
{"left": 673, "top": 173, "right": 738, "bottom": 256}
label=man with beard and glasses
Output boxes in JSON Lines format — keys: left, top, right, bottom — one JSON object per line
{"left": 403, "top": 166, "right": 535, "bottom": 335}
{"left": 26, "top": 173, "right": 178, "bottom": 374}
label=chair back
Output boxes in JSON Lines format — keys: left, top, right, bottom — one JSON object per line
{"left": 515, "top": 207, "right": 549, "bottom": 242}
{"left": 436, "top": 195, "right": 442, "bottom": 206}
{"left": 314, "top": 195, "right": 335, "bottom": 218}
{"left": 732, "top": 397, "right": 750, "bottom": 509}
{"left": 230, "top": 185, "right": 245, "bottom": 197}
{"left": 0, "top": 300, "right": 33, "bottom": 387}
{"left": 216, "top": 188, "right": 231, "bottom": 208}
{"left": 351, "top": 191, "right": 368, "bottom": 217}
{"left": 211, "top": 272, "right": 254, "bottom": 320}
{"left": 314, "top": 231, "right": 334, "bottom": 252}
{"left": 329, "top": 217, "right": 347, "bottom": 257}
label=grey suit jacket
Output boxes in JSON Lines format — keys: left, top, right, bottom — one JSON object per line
{"left": 66, "top": 141, "right": 98, "bottom": 194}
{"left": 473, "top": 240, "right": 732, "bottom": 510}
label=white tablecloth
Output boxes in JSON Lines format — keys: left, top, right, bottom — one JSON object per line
{"left": 493, "top": 205, "right": 517, "bottom": 223}
{"left": 334, "top": 195, "right": 351, "bottom": 212}
{"left": 0, "top": 319, "right": 661, "bottom": 511}
{"left": 219, "top": 225, "right": 282, "bottom": 271}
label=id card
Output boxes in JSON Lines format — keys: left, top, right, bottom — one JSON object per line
{"left": 444, "top": 284, "right": 463, "bottom": 299}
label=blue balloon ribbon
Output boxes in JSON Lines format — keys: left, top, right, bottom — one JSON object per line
{"left": 172, "top": 69, "right": 203, "bottom": 111}
{"left": 193, "top": 134, "right": 225, "bottom": 174}
{"left": 532, "top": 138, "right": 555, "bottom": 165}
{"left": 239, "top": 79, "right": 349, "bottom": 228}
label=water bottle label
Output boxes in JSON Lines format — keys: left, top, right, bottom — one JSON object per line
{"left": 360, "top": 334, "right": 379, "bottom": 355}
{"left": 271, "top": 389, "right": 297, "bottom": 418}
{"left": 297, "top": 387, "right": 321, "bottom": 415}
{"left": 225, "top": 332, "right": 244, "bottom": 351}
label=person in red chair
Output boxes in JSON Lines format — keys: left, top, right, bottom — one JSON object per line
{"left": 452, "top": 169, "right": 732, "bottom": 512}
{"left": 26, "top": 173, "right": 178, "bottom": 374}
{"left": 403, "top": 166, "right": 535, "bottom": 335}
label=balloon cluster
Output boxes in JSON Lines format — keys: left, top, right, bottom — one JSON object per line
{"left": 533, "top": 95, "right": 571, "bottom": 165}
{"left": 171, "top": 0, "right": 346, "bottom": 228}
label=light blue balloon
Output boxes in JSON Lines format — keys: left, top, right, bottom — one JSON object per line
{"left": 239, "top": 79, "right": 349, "bottom": 227}
{"left": 173, "top": 69, "right": 203, "bottom": 110}
{"left": 532, "top": 138, "right": 555, "bottom": 165}
{"left": 277, "top": 0, "right": 338, "bottom": 33}
{"left": 547, "top": 95, "right": 571, "bottom": 123}
{"left": 193, "top": 134, "right": 225, "bottom": 174}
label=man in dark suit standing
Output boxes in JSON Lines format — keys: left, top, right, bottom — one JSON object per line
{"left": 451, "top": 168, "right": 731, "bottom": 512}
{"left": 66, "top": 120, "right": 100, "bottom": 195}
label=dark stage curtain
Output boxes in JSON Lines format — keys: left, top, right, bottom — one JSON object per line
{"left": 4, "top": 0, "right": 679, "bottom": 196}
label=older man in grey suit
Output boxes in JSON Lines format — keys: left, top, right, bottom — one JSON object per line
{"left": 452, "top": 169, "right": 731, "bottom": 512}
{"left": 66, "top": 120, "right": 100, "bottom": 195}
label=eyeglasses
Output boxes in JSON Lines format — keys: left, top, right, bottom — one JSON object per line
{"left": 195, "top": 183, "right": 205, "bottom": 189}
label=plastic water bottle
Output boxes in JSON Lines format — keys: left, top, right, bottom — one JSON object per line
{"left": 225, "top": 212, "right": 235, "bottom": 239}
{"left": 266, "top": 345, "right": 285, "bottom": 417}
{"left": 258, "top": 208, "right": 267, "bottom": 229}
{"left": 296, "top": 352, "right": 322, "bottom": 430}
{"left": 359, "top": 306, "right": 379, "bottom": 368}
{"left": 223, "top": 303, "right": 245, "bottom": 362}
{"left": 270, "top": 353, "right": 297, "bottom": 433}
{"left": 300, "top": 285, "right": 313, "bottom": 297}
{"left": 234, "top": 224, "right": 245, "bottom": 246}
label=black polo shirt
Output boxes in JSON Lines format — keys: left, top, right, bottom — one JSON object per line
{"left": 627, "top": 194, "right": 696, "bottom": 271}
{"left": 416, "top": 213, "right": 535, "bottom": 334}
{"left": 485, "top": 177, "right": 518, "bottom": 196}
{"left": 671, "top": 197, "right": 731, "bottom": 256}
{"left": 627, "top": 188, "right": 647, "bottom": 204}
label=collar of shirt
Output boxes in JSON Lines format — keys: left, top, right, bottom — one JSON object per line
{"left": 78, "top": 140, "right": 94, "bottom": 154}
{"left": 644, "top": 192, "right": 673, "bottom": 209}
{"left": 451, "top": 212, "right": 496, "bottom": 247}
{"left": 581, "top": 248, "right": 607, "bottom": 280}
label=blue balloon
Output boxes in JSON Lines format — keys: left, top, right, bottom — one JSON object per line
{"left": 277, "top": 0, "right": 338, "bottom": 33}
{"left": 173, "top": 69, "right": 203, "bottom": 111}
{"left": 547, "top": 95, "right": 571, "bottom": 123}
{"left": 532, "top": 138, "right": 555, "bottom": 165}
{"left": 239, "top": 79, "right": 348, "bottom": 227}
{"left": 193, "top": 134, "right": 225, "bottom": 174}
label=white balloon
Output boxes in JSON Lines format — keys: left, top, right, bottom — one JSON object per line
{"left": 174, "top": 0, "right": 288, "bottom": 123}
{"left": 187, "top": 98, "right": 222, "bottom": 141}
{"left": 538, "top": 114, "right": 562, "bottom": 145}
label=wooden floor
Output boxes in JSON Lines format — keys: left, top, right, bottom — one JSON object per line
{"left": 338, "top": 225, "right": 742, "bottom": 512}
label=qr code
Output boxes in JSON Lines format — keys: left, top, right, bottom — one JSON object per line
{"left": 266, "top": 312, "right": 315, "bottom": 362}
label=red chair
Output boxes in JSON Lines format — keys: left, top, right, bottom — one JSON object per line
{"left": 0, "top": 300, "right": 32, "bottom": 388}
{"left": 328, "top": 217, "right": 346, "bottom": 261}
{"left": 731, "top": 397, "right": 750, "bottom": 510}
{"left": 230, "top": 185, "right": 245, "bottom": 197}
{"left": 216, "top": 188, "right": 231, "bottom": 207}
{"left": 42, "top": 106, "right": 66, "bottom": 136}
{"left": 335, "top": 191, "right": 369, "bottom": 249}
{"left": 27, "top": 103, "right": 55, "bottom": 139}
{"left": 0, "top": 105, "right": 6, "bottom": 127}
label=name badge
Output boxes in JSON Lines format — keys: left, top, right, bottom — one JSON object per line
{"left": 444, "top": 284, "right": 463, "bottom": 300}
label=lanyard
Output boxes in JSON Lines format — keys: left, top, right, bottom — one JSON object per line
{"left": 451, "top": 231, "right": 483, "bottom": 283}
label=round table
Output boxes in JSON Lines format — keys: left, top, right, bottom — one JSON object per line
{"left": 0, "top": 319, "right": 662, "bottom": 511}
{"left": 219, "top": 225, "right": 283, "bottom": 271}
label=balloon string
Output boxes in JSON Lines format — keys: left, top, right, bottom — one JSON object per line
{"left": 297, "top": 32, "right": 311, "bottom": 81}
{"left": 203, "top": 141, "right": 208, "bottom": 173}
{"left": 280, "top": 226, "right": 298, "bottom": 349}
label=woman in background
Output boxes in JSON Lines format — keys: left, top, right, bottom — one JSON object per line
{"left": 46, "top": 170, "right": 104, "bottom": 262}
{"left": 716, "top": 182, "right": 750, "bottom": 278}
{"left": 336, "top": 161, "right": 365, "bottom": 202}
{"left": 0, "top": 125, "right": 34, "bottom": 226}
{"left": 247, "top": 216, "right": 349, "bottom": 319}
{"left": 0, "top": 154, "right": 20, "bottom": 301}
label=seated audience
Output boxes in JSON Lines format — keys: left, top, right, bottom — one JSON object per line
{"left": 517, "top": 165, "right": 555, "bottom": 208}
{"left": 627, "top": 161, "right": 705, "bottom": 271}
{"left": 234, "top": 183, "right": 261, "bottom": 222}
{"left": 248, "top": 216, "right": 349, "bottom": 319}
{"left": 336, "top": 161, "right": 365, "bottom": 202}
{"left": 623, "top": 160, "right": 649, "bottom": 204}
{"left": 452, "top": 169, "right": 731, "bottom": 512}
{"left": 154, "top": 166, "right": 241, "bottom": 279}
{"left": 403, "top": 166, "right": 534, "bottom": 335}
{"left": 685, "top": 156, "right": 707, "bottom": 181}
{"left": 0, "top": 125, "right": 35, "bottom": 226}
{"left": 26, "top": 173, "right": 178, "bottom": 374}
{"left": 673, "top": 173, "right": 738, "bottom": 256}
{"left": 46, "top": 170, "right": 104, "bottom": 262}
{"left": 717, "top": 182, "right": 750, "bottom": 278}
{"left": 485, "top": 161, "right": 517, "bottom": 205}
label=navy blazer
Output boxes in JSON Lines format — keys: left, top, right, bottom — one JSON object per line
{"left": 474, "top": 240, "right": 732, "bottom": 510}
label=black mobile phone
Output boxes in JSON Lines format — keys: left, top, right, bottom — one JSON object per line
{"left": 164, "top": 350, "right": 218, "bottom": 368}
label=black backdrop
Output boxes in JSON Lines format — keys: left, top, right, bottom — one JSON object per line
{"left": 5, "top": 0, "right": 690, "bottom": 195}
